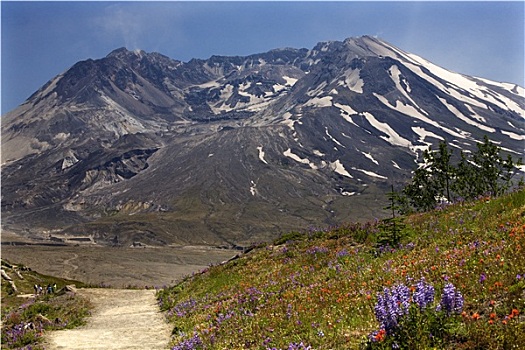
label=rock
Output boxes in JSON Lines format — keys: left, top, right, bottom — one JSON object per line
{"left": 8, "top": 280, "right": 18, "bottom": 294}
{"left": 1, "top": 269, "right": 13, "bottom": 281}
{"left": 57, "top": 284, "right": 78, "bottom": 295}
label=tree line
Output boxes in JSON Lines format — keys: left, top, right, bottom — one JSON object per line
{"left": 377, "top": 136, "right": 522, "bottom": 248}
{"left": 399, "top": 135, "right": 523, "bottom": 213}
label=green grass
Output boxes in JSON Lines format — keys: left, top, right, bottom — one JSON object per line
{"left": 1, "top": 261, "right": 92, "bottom": 350}
{"left": 157, "top": 189, "right": 525, "bottom": 349}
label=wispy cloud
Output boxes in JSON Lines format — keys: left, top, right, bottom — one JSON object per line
{"left": 91, "top": 3, "right": 184, "bottom": 51}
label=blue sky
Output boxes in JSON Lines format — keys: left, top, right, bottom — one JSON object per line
{"left": 2, "top": 1, "right": 524, "bottom": 114}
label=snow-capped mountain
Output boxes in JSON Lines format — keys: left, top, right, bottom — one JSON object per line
{"left": 2, "top": 36, "right": 524, "bottom": 246}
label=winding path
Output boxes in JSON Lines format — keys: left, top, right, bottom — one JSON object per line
{"left": 44, "top": 289, "right": 172, "bottom": 350}
{"left": 62, "top": 253, "right": 79, "bottom": 279}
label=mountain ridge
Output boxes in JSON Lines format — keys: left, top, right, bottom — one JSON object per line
{"left": 2, "top": 36, "right": 524, "bottom": 246}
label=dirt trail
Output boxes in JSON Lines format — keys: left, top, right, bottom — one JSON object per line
{"left": 62, "top": 253, "right": 79, "bottom": 279}
{"left": 44, "top": 288, "right": 172, "bottom": 350}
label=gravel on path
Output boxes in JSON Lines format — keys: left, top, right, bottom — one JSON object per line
{"left": 44, "top": 288, "right": 172, "bottom": 350}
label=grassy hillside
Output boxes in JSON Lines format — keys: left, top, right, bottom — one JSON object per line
{"left": 158, "top": 189, "right": 525, "bottom": 349}
{"left": 1, "top": 260, "right": 91, "bottom": 349}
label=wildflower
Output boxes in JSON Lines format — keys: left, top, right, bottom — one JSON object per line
{"left": 171, "top": 333, "right": 203, "bottom": 350}
{"left": 511, "top": 309, "right": 519, "bottom": 317}
{"left": 479, "top": 273, "right": 487, "bottom": 283}
{"left": 368, "top": 329, "right": 386, "bottom": 342}
{"left": 374, "top": 285, "right": 410, "bottom": 334}
{"left": 170, "top": 298, "right": 197, "bottom": 318}
{"left": 413, "top": 277, "right": 435, "bottom": 309}
{"left": 287, "top": 342, "right": 312, "bottom": 350}
{"left": 437, "top": 283, "right": 463, "bottom": 315}
{"left": 472, "top": 313, "right": 480, "bottom": 321}
{"left": 306, "top": 246, "right": 329, "bottom": 255}
{"left": 336, "top": 249, "right": 349, "bottom": 258}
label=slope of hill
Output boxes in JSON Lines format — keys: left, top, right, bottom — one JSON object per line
{"left": 1, "top": 260, "right": 91, "bottom": 349}
{"left": 157, "top": 189, "right": 525, "bottom": 349}
{"left": 2, "top": 36, "right": 524, "bottom": 246}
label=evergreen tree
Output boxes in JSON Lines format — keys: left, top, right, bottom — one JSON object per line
{"left": 403, "top": 141, "right": 454, "bottom": 211}
{"left": 402, "top": 136, "right": 522, "bottom": 212}
{"left": 471, "top": 135, "right": 522, "bottom": 196}
{"left": 452, "top": 151, "right": 477, "bottom": 200}
{"left": 379, "top": 185, "right": 406, "bottom": 247}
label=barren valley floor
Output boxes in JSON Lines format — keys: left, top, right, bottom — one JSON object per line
{"left": 1, "top": 232, "right": 238, "bottom": 288}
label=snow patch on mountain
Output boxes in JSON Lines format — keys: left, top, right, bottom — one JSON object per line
{"left": 330, "top": 160, "right": 353, "bottom": 178}
{"left": 307, "top": 82, "right": 328, "bottom": 97}
{"left": 257, "top": 146, "right": 268, "bottom": 164}
{"left": 352, "top": 167, "right": 388, "bottom": 180}
{"left": 305, "top": 96, "right": 333, "bottom": 108}
{"left": 272, "top": 83, "right": 287, "bottom": 93}
{"left": 283, "top": 148, "right": 317, "bottom": 169}
{"left": 341, "top": 68, "right": 364, "bottom": 93}
{"left": 406, "top": 54, "right": 524, "bottom": 115}
{"left": 392, "top": 160, "right": 401, "bottom": 170}
{"left": 283, "top": 76, "right": 298, "bottom": 86}
{"left": 438, "top": 97, "right": 495, "bottom": 133}
{"left": 362, "top": 112, "right": 412, "bottom": 148}
{"left": 411, "top": 127, "right": 444, "bottom": 143}
{"left": 334, "top": 103, "right": 359, "bottom": 126}
{"left": 325, "top": 127, "right": 344, "bottom": 148}
{"left": 501, "top": 130, "right": 525, "bottom": 141}
{"left": 361, "top": 151, "right": 379, "bottom": 165}
{"left": 388, "top": 65, "right": 424, "bottom": 111}
{"left": 280, "top": 112, "right": 302, "bottom": 130}
{"left": 374, "top": 93, "right": 465, "bottom": 139}
{"left": 477, "top": 79, "right": 525, "bottom": 98}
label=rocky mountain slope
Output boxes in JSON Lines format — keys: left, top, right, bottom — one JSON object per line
{"left": 2, "top": 36, "right": 524, "bottom": 246}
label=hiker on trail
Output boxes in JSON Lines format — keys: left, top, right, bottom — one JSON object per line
{"left": 38, "top": 285, "right": 43, "bottom": 295}
{"left": 47, "top": 284, "right": 53, "bottom": 294}
{"left": 34, "top": 284, "right": 39, "bottom": 295}
{"left": 53, "top": 283, "right": 57, "bottom": 292}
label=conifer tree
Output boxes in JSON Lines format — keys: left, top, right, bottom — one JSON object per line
{"left": 379, "top": 185, "right": 406, "bottom": 247}
{"left": 402, "top": 136, "right": 522, "bottom": 212}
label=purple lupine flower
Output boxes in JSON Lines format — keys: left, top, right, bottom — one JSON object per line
{"left": 215, "top": 310, "right": 235, "bottom": 325}
{"left": 391, "top": 284, "right": 411, "bottom": 316}
{"left": 286, "top": 304, "right": 293, "bottom": 319}
{"left": 169, "top": 298, "right": 197, "bottom": 318}
{"left": 306, "top": 246, "right": 329, "bottom": 255}
{"left": 413, "top": 277, "right": 435, "bottom": 309}
{"left": 479, "top": 273, "right": 487, "bottom": 284}
{"left": 336, "top": 249, "right": 350, "bottom": 258}
{"left": 171, "top": 333, "right": 203, "bottom": 350}
{"left": 368, "top": 329, "right": 380, "bottom": 343}
{"left": 374, "top": 285, "right": 410, "bottom": 333}
{"left": 437, "top": 283, "right": 463, "bottom": 315}
{"left": 288, "top": 342, "right": 312, "bottom": 350}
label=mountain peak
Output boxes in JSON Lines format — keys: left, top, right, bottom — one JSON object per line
{"left": 106, "top": 47, "right": 146, "bottom": 60}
